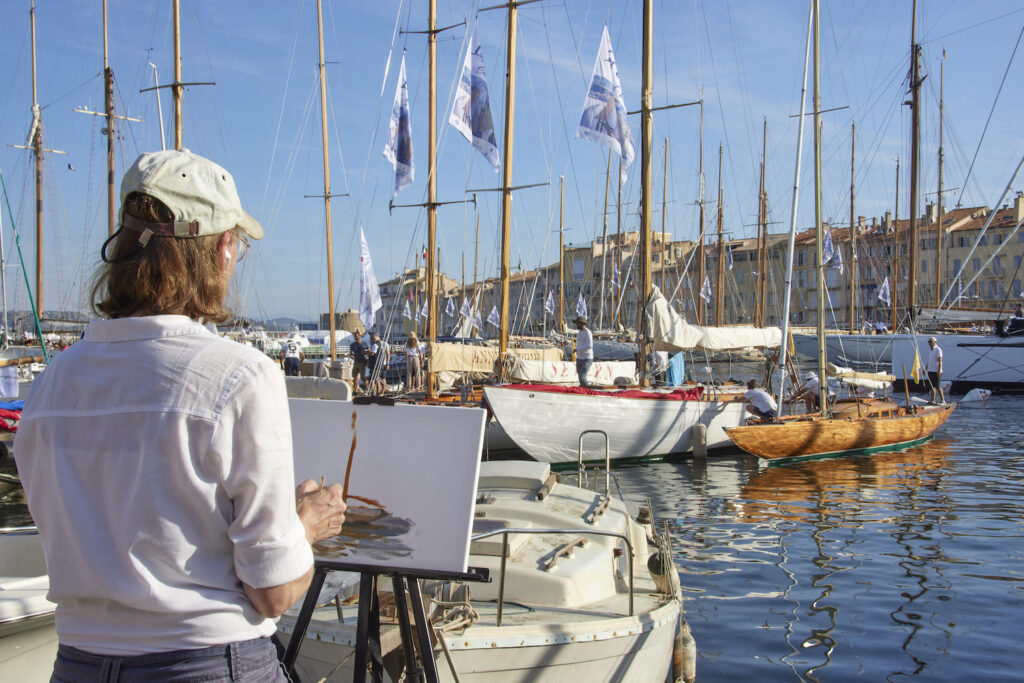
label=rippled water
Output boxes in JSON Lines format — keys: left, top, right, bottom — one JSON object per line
{"left": 614, "top": 395, "right": 1024, "bottom": 682}
{"left": 3, "top": 395, "right": 1021, "bottom": 681}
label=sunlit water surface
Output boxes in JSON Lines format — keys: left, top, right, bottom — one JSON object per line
{"left": 613, "top": 395, "right": 1023, "bottom": 681}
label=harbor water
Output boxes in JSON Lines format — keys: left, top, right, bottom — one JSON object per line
{"left": 2, "top": 394, "right": 1021, "bottom": 681}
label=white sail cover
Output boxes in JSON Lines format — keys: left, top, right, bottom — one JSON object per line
{"left": 827, "top": 363, "right": 894, "bottom": 389}
{"left": 506, "top": 358, "right": 637, "bottom": 386}
{"left": 918, "top": 307, "right": 1002, "bottom": 324}
{"left": 645, "top": 286, "right": 782, "bottom": 351}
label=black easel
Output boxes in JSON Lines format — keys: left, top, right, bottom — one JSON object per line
{"left": 281, "top": 560, "right": 488, "bottom": 683}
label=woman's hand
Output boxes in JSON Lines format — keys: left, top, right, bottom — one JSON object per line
{"left": 295, "top": 479, "right": 346, "bottom": 545}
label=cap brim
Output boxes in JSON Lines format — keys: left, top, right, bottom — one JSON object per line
{"left": 238, "top": 210, "right": 263, "bottom": 240}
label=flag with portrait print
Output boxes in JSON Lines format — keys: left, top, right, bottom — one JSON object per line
{"left": 383, "top": 55, "right": 414, "bottom": 195}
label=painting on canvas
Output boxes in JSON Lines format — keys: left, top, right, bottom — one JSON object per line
{"left": 289, "top": 399, "right": 485, "bottom": 574}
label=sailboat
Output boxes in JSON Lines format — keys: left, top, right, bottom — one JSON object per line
{"left": 723, "top": 0, "right": 954, "bottom": 463}
{"left": 483, "top": 10, "right": 783, "bottom": 464}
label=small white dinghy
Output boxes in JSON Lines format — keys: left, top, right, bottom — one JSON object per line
{"left": 0, "top": 528, "right": 57, "bottom": 678}
{"left": 278, "top": 460, "right": 696, "bottom": 682}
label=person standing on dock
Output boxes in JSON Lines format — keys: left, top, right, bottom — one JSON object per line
{"left": 349, "top": 330, "right": 369, "bottom": 394}
{"left": 574, "top": 315, "right": 594, "bottom": 388}
{"left": 280, "top": 338, "right": 304, "bottom": 376}
{"left": 15, "top": 150, "right": 346, "bottom": 681}
{"left": 927, "top": 336, "right": 945, "bottom": 404}
{"left": 404, "top": 334, "right": 425, "bottom": 392}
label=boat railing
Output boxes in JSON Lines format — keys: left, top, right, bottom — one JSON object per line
{"left": 0, "top": 526, "right": 39, "bottom": 536}
{"left": 469, "top": 526, "right": 634, "bottom": 626}
{"left": 572, "top": 429, "right": 610, "bottom": 499}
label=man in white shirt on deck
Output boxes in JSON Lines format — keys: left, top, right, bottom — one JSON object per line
{"left": 574, "top": 315, "right": 594, "bottom": 388}
{"left": 927, "top": 336, "right": 945, "bottom": 404}
{"left": 743, "top": 379, "right": 778, "bottom": 422}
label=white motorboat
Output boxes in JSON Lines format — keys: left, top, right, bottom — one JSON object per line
{"left": 278, "top": 460, "right": 695, "bottom": 682}
{"left": 483, "top": 383, "right": 747, "bottom": 464}
{"left": 0, "top": 528, "right": 57, "bottom": 679}
{"left": 891, "top": 332, "right": 1024, "bottom": 394}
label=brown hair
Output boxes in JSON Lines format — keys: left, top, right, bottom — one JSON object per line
{"left": 90, "top": 192, "right": 239, "bottom": 323}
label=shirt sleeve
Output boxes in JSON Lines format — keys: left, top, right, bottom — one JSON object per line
{"left": 215, "top": 358, "right": 313, "bottom": 589}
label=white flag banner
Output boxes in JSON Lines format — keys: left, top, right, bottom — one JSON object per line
{"left": 878, "top": 276, "right": 891, "bottom": 305}
{"left": 472, "top": 311, "right": 482, "bottom": 331}
{"left": 359, "top": 227, "right": 383, "bottom": 329}
{"left": 727, "top": 244, "right": 734, "bottom": 270}
{"left": 575, "top": 292, "right": 588, "bottom": 318}
{"left": 460, "top": 297, "right": 471, "bottom": 317}
{"left": 486, "top": 305, "right": 500, "bottom": 328}
{"left": 822, "top": 228, "right": 835, "bottom": 265}
{"left": 402, "top": 299, "right": 412, "bottom": 320}
{"left": 612, "top": 265, "right": 620, "bottom": 291}
{"left": 544, "top": 290, "right": 555, "bottom": 315}
{"left": 419, "top": 300, "right": 429, "bottom": 322}
{"left": 699, "top": 275, "right": 712, "bottom": 303}
{"left": 449, "top": 22, "right": 500, "bottom": 172}
{"left": 834, "top": 245, "right": 844, "bottom": 274}
{"left": 577, "top": 25, "right": 635, "bottom": 181}
{"left": 383, "top": 55, "right": 414, "bottom": 196}
{"left": 445, "top": 297, "right": 456, "bottom": 317}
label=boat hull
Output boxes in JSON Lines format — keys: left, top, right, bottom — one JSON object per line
{"left": 724, "top": 403, "right": 955, "bottom": 462}
{"left": 483, "top": 385, "right": 747, "bottom": 463}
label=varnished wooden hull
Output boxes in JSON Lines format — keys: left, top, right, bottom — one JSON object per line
{"left": 724, "top": 403, "right": 955, "bottom": 462}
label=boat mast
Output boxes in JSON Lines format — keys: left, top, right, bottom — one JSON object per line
{"left": 848, "top": 122, "right": 856, "bottom": 332}
{"left": 315, "top": 0, "right": 337, "bottom": 361}
{"left": 31, "top": 0, "right": 44, "bottom": 314}
{"left": 892, "top": 159, "right": 899, "bottom": 331}
{"left": 661, "top": 138, "right": 669, "bottom": 294}
{"left": 615, "top": 160, "right": 622, "bottom": 328}
{"left": 774, "top": 0, "right": 812, "bottom": 407}
{"left": 697, "top": 113, "right": 705, "bottom": 325}
{"left": 172, "top": 0, "right": 183, "bottom": 150}
{"left": 935, "top": 51, "right": 944, "bottom": 308}
{"left": 638, "top": 0, "right": 653, "bottom": 385}
{"left": 715, "top": 143, "right": 724, "bottom": 326}
{"left": 103, "top": 0, "right": 115, "bottom": 235}
{"left": 558, "top": 176, "right": 564, "bottom": 329}
{"left": 599, "top": 150, "right": 611, "bottom": 330}
{"left": 496, "top": 0, "right": 520, "bottom": 379}
{"left": 756, "top": 119, "right": 766, "bottom": 327}
{"left": 813, "top": 0, "right": 826, "bottom": 415}
{"left": 907, "top": 0, "right": 922, "bottom": 326}
{"left": 424, "top": 0, "right": 438, "bottom": 398}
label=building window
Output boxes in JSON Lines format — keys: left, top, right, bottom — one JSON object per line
{"left": 973, "top": 258, "right": 981, "bottom": 272}
{"left": 953, "top": 259, "right": 962, "bottom": 275}
{"left": 573, "top": 258, "right": 585, "bottom": 281}
{"left": 993, "top": 256, "right": 1002, "bottom": 276}
{"left": 979, "top": 235, "right": 988, "bottom": 246}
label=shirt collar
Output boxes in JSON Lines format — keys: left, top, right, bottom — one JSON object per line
{"left": 85, "top": 315, "right": 213, "bottom": 342}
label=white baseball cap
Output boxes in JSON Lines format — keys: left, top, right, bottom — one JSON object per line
{"left": 119, "top": 149, "right": 263, "bottom": 240}
{"left": 805, "top": 371, "right": 817, "bottom": 380}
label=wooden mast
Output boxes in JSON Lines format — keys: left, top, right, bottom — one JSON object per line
{"left": 660, "top": 138, "right": 669, "bottom": 294}
{"left": 813, "top": 0, "right": 826, "bottom": 415}
{"left": 496, "top": 0, "right": 520, "bottom": 381}
{"left": 756, "top": 120, "right": 766, "bottom": 327}
{"left": 31, "top": 0, "right": 44, "bottom": 314}
{"left": 638, "top": 0, "right": 653, "bottom": 385}
{"left": 615, "top": 158, "right": 622, "bottom": 328}
{"left": 848, "top": 122, "right": 857, "bottom": 332}
{"left": 103, "top": 0, "right": 115, "bottom": 235}
{"left": 315, "top": 0, "right": 337, "bottom": 361}
{"left": 892, "top": 159, "right": 899, "bottom": 332}
{"left": 907, "top": 0, "right": 922, "bottom": 325}
{"left": 422, "top": 0, "right": 439, "bottom": 397}
{"left": 172, "top": 0, "right": 183, "bottom": 150}
{"left": 935, "top": 51, "right": 945, "bottom": 308}
{"left": 715, "top": 143, "right": 724, "bottom": 326}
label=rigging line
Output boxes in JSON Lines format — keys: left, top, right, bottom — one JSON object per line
{"left": 924, "top": 8, "right": 1024, "bottom": 45}
{"left": 258, "top": 0, "right": 306, "bottom": 220}
{"left": 954, "top": 22, "right": 1023, "bottom": 210}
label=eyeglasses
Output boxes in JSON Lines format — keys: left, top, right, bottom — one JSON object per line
{"left": 235, "top": 236, "right": 250, "bottom": 263}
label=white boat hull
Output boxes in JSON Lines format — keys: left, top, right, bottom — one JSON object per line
{"left": 892, "top": 333, "right": 1024, "bottom": 393}
{"left": 483, "top": 385, "right": 746, "bottom": 463}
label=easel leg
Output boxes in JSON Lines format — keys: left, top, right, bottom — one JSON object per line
{"left": 282, "top": 566, "right": 327, "bottom": 676}
{"left": 354, "top": 573, "right": 384, "bottom": 683}
{"left": 406, "top": 579, "right": 440, "bottom": 683}
{"left": 390, "top": 576, "right": 424, "bottom": 682}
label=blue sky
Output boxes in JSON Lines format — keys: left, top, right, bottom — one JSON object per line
{"left": 1, "top": 0, "right": 1022, "bottom": 321}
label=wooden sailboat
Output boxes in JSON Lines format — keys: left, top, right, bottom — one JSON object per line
{"left": 724, "top": 0, "right": 954, "bottom": 464}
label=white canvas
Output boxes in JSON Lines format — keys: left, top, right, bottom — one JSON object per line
{"left": 289, "top": 399, "right": 485, "bottom": 574}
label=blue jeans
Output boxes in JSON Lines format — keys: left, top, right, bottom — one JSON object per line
{"left": 52, "top": 636, "right": 288, "bottom": 682}
{"left": 577, "top": 358, "right": 594, "bottom": 387}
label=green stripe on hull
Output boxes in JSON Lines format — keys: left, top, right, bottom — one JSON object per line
{"left": 765, "top": 434, "right": 935, "bottom": 466}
